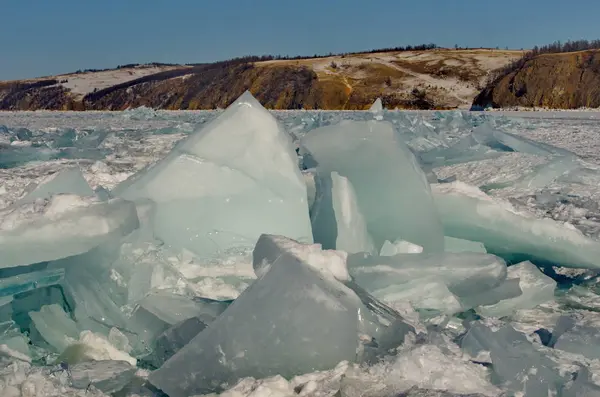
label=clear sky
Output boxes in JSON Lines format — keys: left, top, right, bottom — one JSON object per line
{"left": 1, "top": 0, "right": 599, "bottom": 80}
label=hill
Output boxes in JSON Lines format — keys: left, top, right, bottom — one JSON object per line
{"left": 0, "top": 49, "right": 522, "bottom": 111}
{"left": 473, "top": 40, "right": 600, "bottom": 109}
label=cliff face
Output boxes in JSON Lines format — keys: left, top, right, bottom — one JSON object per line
{"left": 473, "top": 50, "right": 600, "bottom": 109}
{"left": 0, "top": 49, "right": 521, "bottom": 110}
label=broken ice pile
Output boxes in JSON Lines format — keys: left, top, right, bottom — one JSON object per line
{"left": 4, "top": 93, "right": 600, "bottom": 396}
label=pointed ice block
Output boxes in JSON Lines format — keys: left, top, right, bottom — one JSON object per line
{"left": 432, "top": 182, "right": 600, "bottom": 269}
{"left": 477, "top": 261, "right": 555, "bottom": 317}
{"left": 17, "top": 167, "right": 94, "bottom": 205}
{"left": 300, "top": 120, "right": 444, "bottom": 252}
{"left": 369, "top": 98, "right": 383, "bottom": 113}
{"left": 115, "top": 91, "right": 312, "bottom": 258}
{"left": 149, "top": 235, "right": 413, "bottom": 397}
{"left": 310, "top": 171, "right": 375, "bottom": 254}
{"left": 0, "top": 195, "right": 139, "bottom": 269}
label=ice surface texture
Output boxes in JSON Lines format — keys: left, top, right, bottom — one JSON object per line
{"left": 115, "top": 91, "right": 313, "bottom": 258}
{"left": 149, "top": 235, "right": 413, "bottom": 396}
{"left": 300, "top": 120, "right": 444, "bottom": 252}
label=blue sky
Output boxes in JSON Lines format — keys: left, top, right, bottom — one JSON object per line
{"left": 1, "top": 0, "right": 599, "bottom": 80}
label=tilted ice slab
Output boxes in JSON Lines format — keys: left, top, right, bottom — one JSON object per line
{"left": 432, "top": 181, "right": 600, "bottom": 269}
{"left": 310, "top": 171, "right": 375, "bottom": 254}
{"left": 149, "top": 235, "right": 414, "bottom": 397}
{"left": 115, "top": 91, "right": 313, "bottom": 258}
{"left": 346, "top": 252, "right": 507, "bottom": 313}
{"left": 477, "top": 261, "right": 556, "bottom": 317}
{"left": 300, "top": 120, "right": 444, "bottom": 252}
{"left": 0, "top": 195, "right": 139, "bottom": 269}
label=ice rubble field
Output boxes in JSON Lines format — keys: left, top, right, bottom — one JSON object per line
{"left": 2, "top": 96, "right": 600, "bottom": 397}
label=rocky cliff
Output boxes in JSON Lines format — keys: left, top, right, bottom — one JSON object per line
{"left": 473, "top": 50, "right": 600, "bottom": 109}
{"left": 0, "top": 49, "right": 521, "bottom": 111}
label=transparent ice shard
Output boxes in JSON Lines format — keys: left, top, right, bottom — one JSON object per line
{"left": 561, "top": 367, "right": 600, "bottom": 397}
{"left": 310, "top": 171, "right": 375, "bottom": 254}
{"left": 69, "top": 360, "right": 136, "bottom": 394}
{"left": 149, "top": 235, "right": 413, "bottom": 397}
{"left": 373, "top": 280, "right": 463, "bottom": 314}
{"left": 380, "top": 239, "right": 423, "bottom": 256}
{"left": 444, "top": 236, "right": 486, "bottom": 253}
{"left": 300, "top": 120, "right": 444, "bottom": 252}
{"left": 432, "top": 182, "right": 600, "bottom": 269}
{"left": 29, "top": 304, "right": 79, "bottom": 352}
{"left": 115, "top": 91, "right": 312, "bottom": 258}
{"left": 0, "top": 195, "right": 139, "bottom": 269}
{"left": 461, "top": 323, "right": 563, "bottom": 397}
{"left": 17, "top": 167, "right": 94, "bottom": 205}
{"left": 477, "top": 261, "right": 556, "bottom": 317}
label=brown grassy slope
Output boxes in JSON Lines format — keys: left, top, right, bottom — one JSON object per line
{"left": 473, "top": 50, "right": 600, "bottom": 109}
{"left": 0, "top": 49, "right": 521, "bottom": 110}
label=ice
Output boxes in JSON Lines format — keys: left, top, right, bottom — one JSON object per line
{"left": 310, "top": 171, "right": 375, "bottom": 254}
{"left": 461, "top": 323, "right": 564, "bottom": 397}
{"left": 58, "top": 330, "right": 136, "bottom": 366}
{"left": 553, "top": 322, "right": 600, "bottom": 360}
{"left": 149, "top": 235, "right": 413, "bottom": 397}
{"left": 300, "top": 120, "right": 444, "bottom": 252}
{"left": 380, "top": 239, "right": 424, "bottom": 255}
{"left": 0, "top": 195, "right": 139, "bottom": 269}
{"left": 29, "top": 304, "right": 80, "bottom": 352}
{"left": 115, "top": 91, "right": 312, "bottom": 258}
{"left": 16, "top": 167, "right": 95, "bottom": 205}
{"left": 148, "top": 316, "right": 208, "bottom": 368}
{"left": 369, "top": 98, "right": 383, "bottom": 114}
{"left": 0, "top": 268, "right": 64, "bottom": 298}
{"left": 347, "top": 252, "right": 507, "bottom": 299}
{"left": 477, "top": 261, "right": 556, "bottom": 317}
{"left": 69, "top": 360, "right": 136, "bottom": 393}
{"left": 443, "top": 236, "right": 486, "bottom": 253}
{"left": 432, "top": 181, "right": 600, "bottom": 269}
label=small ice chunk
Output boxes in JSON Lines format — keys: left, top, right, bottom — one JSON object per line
{"left": 444, "top": 236, "right": 486, "bottom": 253}
{"left": 149, "top": 235, "right": 413, "bottom": 397}
{"left": 432, "top": 182, "right": 600, "bottom": 269}
{"left": 16, "top": 167, "right": 94, "bottom": 205}
{"left": 459, "top": 278, "right": 522, "bottom": 310}
{"left": 374, "top": 280, "right": 463, "bottom": 314}
{"left": 115, "top": 91, "right": 313, "bottom": 259}
{"left": 477, "top": 261, "right": 556, "bottom": 317}
{"left": 69, "top": 360, "right": 136, "bottom": 393}
{"left": 0, "top": 195, "right": 139, "bottom": 269}
{"left": 380, "top": 239, "right": 423, "bottom": 256}
{"left": 300, "top": 120, "right": 444, "bottom": 252}
{"left": 310, "top": 171, "right": 375, "bottom": 254}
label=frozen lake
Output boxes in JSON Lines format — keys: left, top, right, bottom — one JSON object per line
{"left": 2, "top": 106, "right": 600, "bottom": 397}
